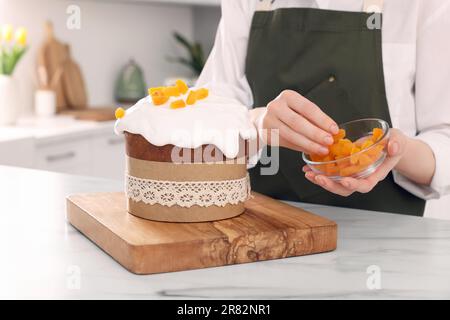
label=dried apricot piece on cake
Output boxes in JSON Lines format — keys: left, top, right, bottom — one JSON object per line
{"left": 115, "top": 107, "right": 125, "bottom": 119}
{"left": 175, "top": 79, "right": 189, "bottom": 95}
{"left": 150, "top": 90, "right": 169, "bottom": 105}
{"left": 186, "top": 90, "right": 197, "bottom": 105}
{"left": 195, "top": 88, "right": 209, "bottom": 100}
{"left": 148, "top": 87, "right": 165, "bottom": 95}
{"left": 170, "top": 99, "right": 186, "bottom": 109}
{"left": 163, "top": 86, "right": 181, "bottom": 97}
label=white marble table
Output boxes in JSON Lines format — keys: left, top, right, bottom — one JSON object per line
{"left": 1, "top": 165, "right": 449, "bottom": 299}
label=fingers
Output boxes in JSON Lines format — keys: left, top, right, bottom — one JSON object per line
{"left": 264, "top": 90, "right": 339, "bottom": 153}
{"left": 338, "top": 157, "right": 396, "bottom": 194}
{"left": 264, "top": 113, "right": 330, "bottom": 155}
{"left": 277, "top": 105, "right": 334, "bottom": 147}
{"left": 361, "top": 156, "right": 396, "bottom": 184}
{"left": 278, "top": 90, "right": 339, "bottom": 135}
{"left": 387, "top": 128, "right": 407, "bottom": 158}
{"left": 340, "top": 177, "right": 376, "bottom": 193}
{"left": 304, "top": 172, "right": 379, "bottom": 195}
{"left": 305, "top": 172, "right": 353, "bottom": 196}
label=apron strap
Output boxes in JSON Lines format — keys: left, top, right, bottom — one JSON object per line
{"left": 363, "top": 0, "right": 384, "bottom": 13}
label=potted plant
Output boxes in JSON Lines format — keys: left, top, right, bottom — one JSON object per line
{"left": 167, "top": 32, "right": 205, "bottom": 86}
{"left": 0, "top": 24, "right": 28, "bottom": 125}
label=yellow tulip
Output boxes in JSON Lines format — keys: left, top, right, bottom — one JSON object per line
{"left": 1, "top": 24, "right": 13, "bottom": 42}
{"left": 15, "top": 27, "right": 27, "bottom": 46}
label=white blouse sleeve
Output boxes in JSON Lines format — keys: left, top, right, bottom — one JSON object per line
{"left": 395, "top": 1, "right": 450, "bottom": 200}
{"left": 196, "top": 0, "right": 256, "bottom": 107}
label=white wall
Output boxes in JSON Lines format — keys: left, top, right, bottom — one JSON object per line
{"left": 192, "top": 5, "right": 220, "bottom": 57}
{"left": 0, "top": 0, "right": 194, "bottom": 115}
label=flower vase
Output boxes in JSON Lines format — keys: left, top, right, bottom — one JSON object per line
{"left": 0, "top": 75, "right": 20, "bottom": 125}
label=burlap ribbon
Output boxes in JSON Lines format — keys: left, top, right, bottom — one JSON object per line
{"left": 125, "top": 156, "right": 249, "bottom": 222}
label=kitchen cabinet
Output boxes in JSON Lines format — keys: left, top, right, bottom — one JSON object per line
{"left": 91, "top": 133, "right": 126, "bottom": 179}
{"left": 35, "top": 138, "right": 91, "bottom": 175}
{"left": 0, "top": 117, "right": 125, "bottom": 180}
{"left": 0, "top": 136, "right": 34, "bottom": 168}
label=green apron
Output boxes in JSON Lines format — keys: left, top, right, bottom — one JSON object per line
{"left": 246, "top": 8, "right": 425, "bottom": 216}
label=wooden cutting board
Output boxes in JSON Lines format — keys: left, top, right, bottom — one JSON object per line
{"left": 37, "top": 22, "right": 88, "bottom": 112}
{"left": 67, "top": 192, "right": 337, "bottom": 274}
{"left": 37, "top": 22, "right": 70, "bottom": 111}
{"left": 61, "top": 45, "right": 88, "bottom": 110}
{"left": 60, "top": 107, "right": 116, "bottom": 122}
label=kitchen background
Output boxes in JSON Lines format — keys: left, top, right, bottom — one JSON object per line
{"left": 0, "top": 0, "right": 221, "bottom": 179}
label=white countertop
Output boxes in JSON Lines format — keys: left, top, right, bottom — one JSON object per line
{"left": 1, "top": 165, "right": 449, "bottom": 299}
{"left": 0, "top": 116, "right": 115, "bottom": 144}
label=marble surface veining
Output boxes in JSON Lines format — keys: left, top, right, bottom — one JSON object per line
{"left": 0, "top": 166, "right": 449, "bottom": 299}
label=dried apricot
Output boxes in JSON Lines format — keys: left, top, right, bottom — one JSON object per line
{"left": 148, "top": 87, "right": 165, "bottom": 96}
{"left": 340, "top": 165, "right": 361, "bottom": 177}
{"left": 329, "top": 143, "right": 342, "bottom": 157}
{"left": 333, "top": 129, "right": 346, "bottom": 143}
{"left": 338, "top": 139, "right": 353, "bottom": 156}
{"left": 350, "top": 145, "right": 361, "bottom": 165}
{"left": 151, "top": 90, "right": 169, "bottom": 105}
{"left": 361, "top": 139, "right": 374, "bottom": 150}
{"left": 358, "top": 154, "right": 373, "bottom": 167}
{"left": 325, "top": 163, "right": 339, "bottom": 175}
{"left": 372, "top": 128, "right": 384, "bottom": 142}
{"left": 170, "top": 99, "right": 186, "bottom": 109}
{"left": 115, "top": 107, "right": 125, "bottom": 119}
{"left": 175, "top": 79, "right": 189, "bottom": 95}
{"left": 186, "top": 90, "right": 197, "bottom": 105}
{"left": 195, "top": 88, "right": 209, "bottom": 100}
{"left": 163, "top": 86, "right": 181, "bottom": 97}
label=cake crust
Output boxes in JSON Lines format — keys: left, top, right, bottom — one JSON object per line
{"left": 125, "top": 132, "right": 248, "bottom": 163}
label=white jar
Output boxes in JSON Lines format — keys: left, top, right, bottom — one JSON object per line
{"left": 35, "top": 89, "right": 56, "bottom": 117}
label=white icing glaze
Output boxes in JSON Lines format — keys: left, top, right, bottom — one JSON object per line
{"left": 114, "top": 89, "right": 257, "bottom": 159}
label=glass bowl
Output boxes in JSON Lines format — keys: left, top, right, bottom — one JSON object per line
{"left": 302, "top": 118, "right": 390, "bottom": 181}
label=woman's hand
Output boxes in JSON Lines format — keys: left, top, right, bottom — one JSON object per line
{"left": 303, "top": 128, "right": 408, "bottom": 196}
{"left": 258, "top": 90, "right": 340, "bottom": 155}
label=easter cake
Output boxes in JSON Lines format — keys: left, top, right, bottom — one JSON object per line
{"left": 114, "top": 80, "right": 257, "bottom": 222}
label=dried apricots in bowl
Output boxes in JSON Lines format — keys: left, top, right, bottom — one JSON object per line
{"left": 302, "top": 119, "right": 389, "bottom": 180}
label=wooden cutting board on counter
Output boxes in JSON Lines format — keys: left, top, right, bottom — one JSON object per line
{"left": 60, "top": 48, "right": 88, "bottom": 111}
{"left": 67, "top": 192, "right": 337, "bottom": 274}
{"left": 60, "top": 107, "right": 116, "bottom": 122}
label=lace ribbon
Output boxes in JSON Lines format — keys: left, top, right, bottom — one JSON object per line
{"left": 126, "top": 174, "right": 251, "bottom": 208}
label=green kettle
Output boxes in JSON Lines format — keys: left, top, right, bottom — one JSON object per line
{"left": 115, "top": 59, "right": 147, "bottom": 103}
